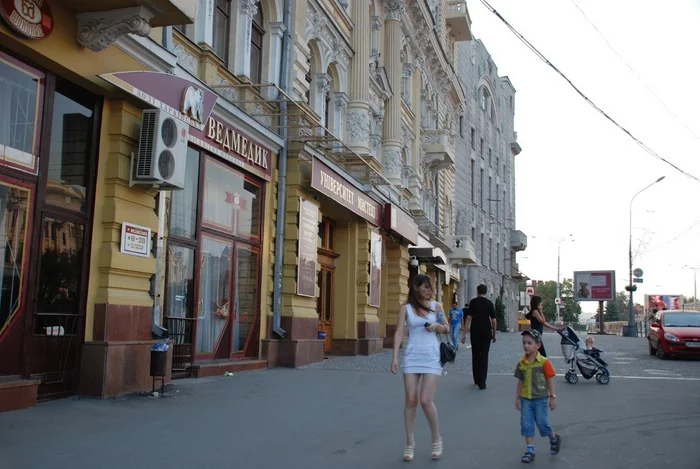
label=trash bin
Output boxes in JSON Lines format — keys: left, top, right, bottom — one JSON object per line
{"left": 150, "top": 350, "right": 168, "bottom": 377}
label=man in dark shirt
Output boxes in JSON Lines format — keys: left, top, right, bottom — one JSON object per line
{"left": 461, "top": 284, "right": 497, "bottom": 390}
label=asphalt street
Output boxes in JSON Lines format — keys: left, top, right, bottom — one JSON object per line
{"left": 0, "top": 332, "right": 698, "bottom": 469}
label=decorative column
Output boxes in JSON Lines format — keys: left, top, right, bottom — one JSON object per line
{"left": 346, "top": 0, "right": 372, "bottom": 155}
{"left": 382, "top": 0, "right": 405, "bottom": 185}
{"left": 195, "top": 0, "right": 215, "bottom": 48}
{"left": 232, "top": 0, "right": 260, "bottom": 78}
{"left": 312, "top": 73, "right": 331, "bottom": 127}
{"left": 265, "top": 22, "right": 287, "bottom": 97}
{"left": 333, "top": 91, "right": 349, "bottom": 140}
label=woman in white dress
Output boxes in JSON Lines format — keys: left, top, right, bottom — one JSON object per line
{"left": 391, "top": 274, "right": 449, "bottom": 461}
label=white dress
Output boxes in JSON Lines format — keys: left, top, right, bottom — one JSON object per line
{"left": 402, "top": 301, "right": 443, "bottom": 376}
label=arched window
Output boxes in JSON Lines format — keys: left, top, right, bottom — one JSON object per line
{"left": 250, "top": 7, "right": 264, "bottom": 84}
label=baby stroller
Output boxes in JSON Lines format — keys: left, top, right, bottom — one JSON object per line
{"left": 559, "top": 326, "right": 610, "bottom": 385}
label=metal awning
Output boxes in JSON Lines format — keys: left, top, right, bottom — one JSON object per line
{"left": 409, "top": 247, "right": 447, "bottom": 266}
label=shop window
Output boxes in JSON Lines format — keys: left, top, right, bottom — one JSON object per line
{"left": 0, "top": 183, "right": 30, "bottom": 339}
{"left": 233, "top": 246, "right": 259, "bottom": 353}
{"left": 214, "top": 0, "right": 231, "bottom": 63}
{"left": 46, "top": 83, "right": 95, "bottom": 213}
{"left": 35, "top": 218, "right": 84, "bottom": 334}
{"left": 0, "top": 53, "right": 44, "bottom": 162}
{"left": 165, "top": 245, "right": 196, "bottom": 319}
{"left": 196, "top": 236, "right": 233, "bottom": 354}
{"left": 169, "top": 147, "right": 200, "bottom": 239}
{"left": 250, "top": 7, "right": 264, "bottom": 84}
{"left": 202, "top": 157, "right": 261, "bottom": 240}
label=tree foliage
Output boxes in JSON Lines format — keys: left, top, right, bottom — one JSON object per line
{"left": 495, "top": 286, "right": 507, "bottom": 332}
{"left": 600, "top": 291, "right": 630, "bottom": 322}
{"left": 533, "top": 279, "right": 582, "bottom": 323}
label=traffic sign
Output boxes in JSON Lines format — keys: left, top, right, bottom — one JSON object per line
{"left": 555, "top": 297, "right": 561, "bottom": 305}
{"left": 633, "top": 278, "right": 643, "bottom": 283}
{"left": 526, "top": 286, "right": 534, "bottom": 296}
{"left": 633, "top": 268, "right": 644, "bottom": 277}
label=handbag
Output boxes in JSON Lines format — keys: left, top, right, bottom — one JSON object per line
{"left": 435, "top": 312, "right": 456, "bottom": 366}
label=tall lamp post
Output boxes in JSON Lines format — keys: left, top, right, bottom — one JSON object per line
{"left": 555, "top": 235, "right": 574, "bottom": 323}
{"left": 626, "top": 176, "right": 666, "bottom": 337}
{"left": 684, "top": 265, "right": 699, "bottom": 310}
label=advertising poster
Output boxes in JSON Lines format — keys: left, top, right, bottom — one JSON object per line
{"left": 296, "top": 198, "right": 318, "bottom": 297}
{"left": 573, "top": 270, "right": 615, "bottom": 301}
{"left": 645, "top": 294, "right": 683, "bottom": 312}
{"left": 369, "top": 231, "right": 383, "bottom": 307}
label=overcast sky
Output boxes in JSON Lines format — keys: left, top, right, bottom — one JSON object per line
{"left": 468, "top": 0, "right": 700, "bottom": 312}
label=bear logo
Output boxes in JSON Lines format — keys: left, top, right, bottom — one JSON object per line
{"left": 578, "top": 282, "right": 590, "bottom": 299}
{"left": 182, "top": 86, "right": 204, "bottom": 123}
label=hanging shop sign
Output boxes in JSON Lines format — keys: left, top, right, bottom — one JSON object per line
{"left": 1, "top": 0, "right": 53, "bottom": 39}
{"left": 311, "top": 158, "right": 382, "bottom": 226}
{"left": 99, "top": 71, "right": 217, "bottom": 131}
{"left": 383, "top": 203, "right": 418, "bottom": 245}
{"left": 189, "top": 115, "right": 272, "bottom": 181}
{"left": 297, "top": 198, "right": 318, "bottom": 297}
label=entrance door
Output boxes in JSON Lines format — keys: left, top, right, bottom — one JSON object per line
{"left": 316, "top": 261, "right": 334, "bottom": 353}
{"left": 317, "top": 218, "right": 337, "bottom": 353}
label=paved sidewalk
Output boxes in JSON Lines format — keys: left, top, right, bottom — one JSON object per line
{"left": 1, "top": 333, "right": 699, "bottom": 469}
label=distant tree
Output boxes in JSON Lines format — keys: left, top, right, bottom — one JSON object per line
{"left": 495, "top": 286, "right": 507, "bottom": 332}
{"left": 560, "top": 278, "right": 582, "bottom": 323}
{"left": 533, "top": 279, "right": 582, "bottom": 323}
{"left": 605, "top": 300, "right": 620, "bottom": 321}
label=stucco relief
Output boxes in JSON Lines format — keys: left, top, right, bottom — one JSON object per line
{"left": 383, "top": 147, "right": 403, "bottom": 180}
{"left": 173, "top": 44, "right": 198, "bottom": 76}
{"left": 77, "top": 7, "right": 153, "bottom": 52}
{"left": 385, "top": 0, "right": 405, "bottom": 21}
{"left": 346, "top": 109, "right": 371, "bottom": 143}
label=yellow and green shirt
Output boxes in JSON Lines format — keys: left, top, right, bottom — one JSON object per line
{"left": 513, "top": 353, "right": 556, "bottom": 399}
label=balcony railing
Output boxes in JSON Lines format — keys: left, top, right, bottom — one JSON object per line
{"left": 510, "top": 230, "right": 527, "bottom": 252}
{"left": 422, "top": 129, "right": 456, "bottom": 171}
{"left": 447, "top": 235, "right": 476, "bottom": 265}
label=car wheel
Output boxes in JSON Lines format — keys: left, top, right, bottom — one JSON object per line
{"left": 656, "top": 343, "right": 667, "bottom": 360}
{"left": 648, "top": 341, "right": 656, "bottom": 355}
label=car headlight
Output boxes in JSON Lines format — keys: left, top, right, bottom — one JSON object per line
{"left": 664, "top": 332, "right": 681, "bottom": 342}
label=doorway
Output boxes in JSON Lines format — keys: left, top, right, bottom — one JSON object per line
{"left": 317, "top": 218, "right": 337, "bottom": 353}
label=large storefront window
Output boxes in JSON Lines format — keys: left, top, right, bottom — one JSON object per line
{"left": 45, "top": 87, "right": 94, "bottom": 212}
{"left": 0, "top": 182, "right": 30, "bottom": 339}
{"left": 165, "top": 149, "right": 264, "bottom": 361}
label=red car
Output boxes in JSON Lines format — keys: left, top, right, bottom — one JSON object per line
{"left": 648, "top": 310, "right": 700, "bottom": 359}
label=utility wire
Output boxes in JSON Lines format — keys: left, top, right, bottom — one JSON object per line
{"left": 569, "top": 0, "right": 700, "bottom": 143}
{"left": 647, "top": 217, "right": 700, "bottom": 252}
{"left": 478, "top": 0, "right": 700, "bottom": 183}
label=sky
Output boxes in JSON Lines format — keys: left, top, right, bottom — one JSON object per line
{"left": 467, "top": 0, "right": 700, "bottom": 313}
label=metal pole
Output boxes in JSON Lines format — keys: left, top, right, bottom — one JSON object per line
{"left": 556, "top": 244, "right": 561, "bottom": 323}
{"left": 626, "top": 176, "right": 665, "bottom": 337}
{"left": 694, "top": 269, "right": 697, "bottom": 311}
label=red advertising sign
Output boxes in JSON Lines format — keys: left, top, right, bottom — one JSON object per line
{"left": 1, "top": 0, "right": 53, "bottom": 39}
{"left": 573, "top": 270, "right": 615, "bottom": 302}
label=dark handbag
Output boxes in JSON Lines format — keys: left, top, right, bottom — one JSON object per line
{"left": 439, "top": 339, "right": 456, "bottom": 366}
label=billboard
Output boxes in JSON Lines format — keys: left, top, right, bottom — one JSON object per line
{"left": 645, "top": 294, "right": 683, "bottom": 312}
{"left": 573, "top": 270, "right": 615, "bottom": 301}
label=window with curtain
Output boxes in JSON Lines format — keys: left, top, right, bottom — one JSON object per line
{"left": 250, "top": 6, "right": 264, "bottom": 84}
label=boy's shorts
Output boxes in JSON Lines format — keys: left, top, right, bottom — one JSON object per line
{"left": 520, "top": 397, "right": 553, "bottom": 437}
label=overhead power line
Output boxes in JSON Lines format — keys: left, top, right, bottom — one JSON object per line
{"left": 569, "top": 0, "right": 700, "bottom": 143}
{"left": 478, "top": 0, "right": 700, "bottom": 183}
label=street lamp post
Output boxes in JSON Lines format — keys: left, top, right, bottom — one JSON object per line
{"left": 684, "top": 265, "right": 699, "bottom": 311}
{"left": 626, "top": 176, "right": 666, "bottom": 337}
{"left": 555, "top": 235, "right": 573, "bottom": 323}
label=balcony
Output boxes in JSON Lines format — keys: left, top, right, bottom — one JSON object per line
{"left": 422, "top": 129, "right": 456, "bottom": 171}
{"left": 447, "top": 236, "right": 476, "bottom": 265}
{"left": 411, "top": 191, "right": 451, "bottom": 252}
{"left": 445, "top": 1, "right": 473, "bottom": 42}
{"left": 70, "top": 0, "right": 195, "bottom": 51}
{"left": 510, "top": 230, "right": 527, "bottom": 252}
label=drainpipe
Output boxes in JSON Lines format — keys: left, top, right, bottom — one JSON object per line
{"left": 271, "top": 0, "right": 293, "bottom": 338}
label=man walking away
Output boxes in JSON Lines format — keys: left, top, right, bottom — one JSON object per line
{"left": 461, "top": 284, "right": 497, "bottom": 390}
{"left": 448, "top": 302, "right": 463, "bottom": 350}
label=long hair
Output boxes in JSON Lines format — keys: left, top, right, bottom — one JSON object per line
{"left": 407, "top": 274, "right": 433, "bottom": 317}
{"left": 527, "top": 295, "right": 542, "bottom": 319}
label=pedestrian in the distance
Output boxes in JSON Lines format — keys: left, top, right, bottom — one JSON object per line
{"left": 514, "top": 329, "right": 562, "bottom": 463}
{"left": 461, "top": 284, "right": 496, "bottom": 390}
{"left": 391, "top": 274, "right": 449, "bottom": 462}
{"left": 448, "top": 301, "right": 463, "bottom": 350}
{"left": 526, "top": 295, "right": 563, "bottom": 357}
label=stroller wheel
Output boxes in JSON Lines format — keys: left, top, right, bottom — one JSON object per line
{"left": 565, "top": 372, "right": 578, "bottom": 384}
{"left": 596, "top": 369, "right": 610, "bottom": 385}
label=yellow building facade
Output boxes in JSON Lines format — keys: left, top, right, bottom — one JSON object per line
{"left": 0, "top": 0, "right": 478, "bottom": 412}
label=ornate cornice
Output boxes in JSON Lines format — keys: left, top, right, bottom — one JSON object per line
{"left": 77, "top": 7, "right": 153, "bottom": 52}
{"left": 240, "top": 0, "right": 260, "bottom": 17}
{"left": 385, "top": 0, "right": 405, "bottom": 22}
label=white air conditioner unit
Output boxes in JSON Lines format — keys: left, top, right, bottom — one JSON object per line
{"left": 131, "top": 109, "right": 188, "bottom": 190}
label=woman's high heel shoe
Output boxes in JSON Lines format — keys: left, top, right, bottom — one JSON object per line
{"left": 431, "top": 438, "right": 443, "bottom": 460}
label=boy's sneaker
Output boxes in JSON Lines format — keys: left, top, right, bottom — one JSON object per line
{"left": 521, "top": 452, "right": 535, "bottom": 463}
{"left": 550, "top": 434, "right": 561, "bottom": 454}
